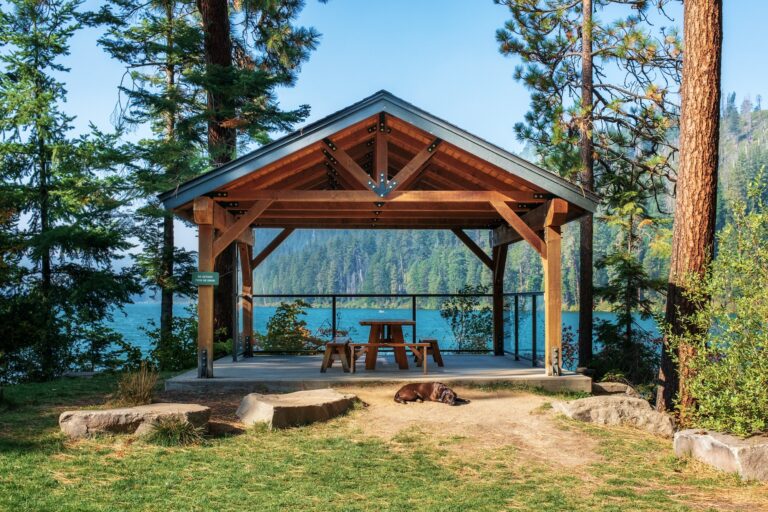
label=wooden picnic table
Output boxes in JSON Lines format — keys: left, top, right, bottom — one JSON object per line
{"left": 358, "top": 319, "right": 420, "bottom": 371}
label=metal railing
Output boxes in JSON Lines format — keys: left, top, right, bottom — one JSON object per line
{"left": 241, "top": 292, "right": 544, "bottom": 362}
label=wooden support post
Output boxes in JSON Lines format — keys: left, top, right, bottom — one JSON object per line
{"left": 194, "top": 197, "right": 215, "bottom": 378}
{"left": 542, "top": 200, "right": 567, "bottom": 376}
{"left": 492, "top": 244, "right": 508, "bottom": 356}
{"left": 238, "top": 242, "right": 253, "bottom": 357}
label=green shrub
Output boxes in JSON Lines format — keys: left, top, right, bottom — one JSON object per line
{"left": 673, "top": 172, "right": 768, "bottom": 436}
{"left": 213, "top": 336, "right": 231, "bottom": 359}
{"left": 560, "top": 325, "right": 577, "bottom": 370}
{"left": 145, "top": 417, "right": 205, "bottom": 446}
{"left": 589, "top": 249, "right": 665, "bottom": 386}
{"left": 143, "top": 304, "right": 197, "bottom": 371}
{"left": 439, "top": 285, "right": 492, "bottom": 351}
{"left": 589, "top": 319, "right": 660, "bottom": 385}
{"left": 114, "top": 362, "right": 158, "bottom": 406}
{"left": 258, "top": 300, "right": 322, "bottom": 352}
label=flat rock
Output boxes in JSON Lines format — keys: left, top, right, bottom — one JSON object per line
{"left": 236, "top": 389, "right": 357, "bottom": 429}
{"left": 59, "top": 403, "right": 210, "bottom": 439}
{"left": 592, "top": 381, "right": 640, "bottom": 398}
{"left": 554, "top": 395, "right": 675, "bottom": 438}
{"left": 674, "top": 429, "right": 768, "bottom": 481}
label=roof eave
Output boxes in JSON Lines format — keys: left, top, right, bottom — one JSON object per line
{"left": 159, "top": 90, "right": 600, "bottom": 213}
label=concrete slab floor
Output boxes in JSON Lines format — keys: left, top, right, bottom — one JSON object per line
{"left": 165, "top": 354, "right": 592, "bottom": 394}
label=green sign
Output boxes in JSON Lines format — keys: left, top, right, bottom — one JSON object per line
{"left": 192, "top": 272, "right": 219, "bottom": 286}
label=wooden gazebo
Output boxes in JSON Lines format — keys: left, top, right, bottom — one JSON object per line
{"left": 160, "top": 91, "right": 599, "bottom": 378}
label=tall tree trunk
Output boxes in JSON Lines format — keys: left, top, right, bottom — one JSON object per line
{"left": 197, "top": 0, "right": 237, "bottom": 345}
{"left": 39, "top": 135, "right": 54, "bottom": 377}
{"left": 656, "top": 0, "right": 722, "bottom": 414}
{"left": 33, "top": 13, "right": 55, "bottom": 377}
{"left": 159, "top": 213, "right": 174, "bottom": 343}
{"left": 197, "top": 0, "right": 236, "bottom": 165}
{"left": 578, "top": 0, "right": 594, "bottom": 368}
{"left": 160, "top": 1, "right": 176, "bottom": 345}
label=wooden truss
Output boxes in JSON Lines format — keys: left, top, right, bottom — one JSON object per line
{"left": 181, "top": 110, "right": 589, "bottom": 378}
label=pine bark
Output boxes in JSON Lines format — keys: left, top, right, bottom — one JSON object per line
{"left": 197, "top": 0, "right": 237, "bottom": 344}
{"left": 159, "top": 213, "right": 174, "bottom": 343}
{"left": 197, "top": 0, "right": 236, "bottom": 165}
{"left": 578, "top": 0, "right": 594, "bottom": 367}
{"left": 160, "top": 1, "right": 176, "bottom": 344}
{"left": 656, "top": 0, "right": 722, "bottom": 413}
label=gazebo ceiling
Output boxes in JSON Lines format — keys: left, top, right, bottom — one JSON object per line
{"left": 160, "top": 90, "right": 599, "bottom": 231}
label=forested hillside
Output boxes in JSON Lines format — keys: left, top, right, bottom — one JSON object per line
{"left": 253, "top": 99, "right": 767, "bottom": 308}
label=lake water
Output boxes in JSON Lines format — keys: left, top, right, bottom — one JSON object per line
{"left": 107, "top": 302, "right": 659, "bottom": 360}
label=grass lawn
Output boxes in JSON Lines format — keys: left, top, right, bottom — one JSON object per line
{"left": 1, "top": 374, "right": 766, "bottom": 512}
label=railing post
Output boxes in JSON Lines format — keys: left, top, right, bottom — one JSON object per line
{"left": 411, "top": 295, "right": 417, "bottom": 342}
{"left": 332, "top": 295, "right": 337, "bottom": 339}
{"left": 531, "top": 294, "right": 537, "bottom": 367}
{"left": 514, "top": 294, "right": 520, "bottom": 361}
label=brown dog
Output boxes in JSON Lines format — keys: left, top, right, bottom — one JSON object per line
{"left": 393, "top": 382, "right": 469, "bottom": 406}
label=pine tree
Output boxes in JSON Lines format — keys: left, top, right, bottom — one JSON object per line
{"left": 591, "top": 159, "right": 666, "bottom": 383}
{"left": 495, "top": 0, "right": 681, "bottom": 367}
{"left": 97, "top": 0, "right": 205, "bottom": 347}
{"left": 0, "top": 0, "right": 139, "bottom": 380}
{"left": 724, "top": 92, "right": 739, "bottom": 135}
{"left": 196, "top": 0, "right": 323, "bottom": 346}
{"left": 657, "top": 0, "right": 723, "bottom": 414}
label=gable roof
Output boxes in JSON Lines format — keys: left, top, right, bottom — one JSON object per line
{"left": 159, "top": 90, "right": 599, "bottom": 214}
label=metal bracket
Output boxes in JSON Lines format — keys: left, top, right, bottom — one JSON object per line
{"left": 198, "top": 349, "right": 209, "bottom": 378}
{"left": 244, "top": 335, "right": 252, "bottom": 358}
{"left": 552, "top": 347, "right": 562, "bottom": 377}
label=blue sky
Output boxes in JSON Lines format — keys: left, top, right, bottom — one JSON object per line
{"left": 59, "top": 0, "right": 768, "bottom": 250}
{"left": 64, "top": 0, "right": 768, "bottom": 147}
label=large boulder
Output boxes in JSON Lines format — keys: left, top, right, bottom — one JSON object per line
{"left": 674, "top": 429, "right": 768, "bottom": 481}
{"left": 59, "top": 403, "right": 210, "bottom": 439}
{"left": 554, "top": 396, "right": 675, "bottom": 438}
{"left": 592, "top": 381, "right": 640, "bottom": 398}
{"left": 236, "top": 389, "right": 357, "bottom": 429}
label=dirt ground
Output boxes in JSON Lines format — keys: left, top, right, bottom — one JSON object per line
{"left": 161, "top": 384, "right": 598, "bottom": 467}
{"left": 340, "top": 384, "right": 599, "bottom": 466}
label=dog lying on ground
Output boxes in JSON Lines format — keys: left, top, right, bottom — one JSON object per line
{"left": 393, "top": 382, "right": 469, "bottom": 406}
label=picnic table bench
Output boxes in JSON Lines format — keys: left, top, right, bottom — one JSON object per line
{"left": 348, "top": 342, "right": 431, "bottom": 374}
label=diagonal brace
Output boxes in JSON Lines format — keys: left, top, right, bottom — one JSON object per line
{"left": 490, "top": 200, "right": 546, "bottom": 257}
{"left": 250, "top": 228, "right": 295, "bottom": 268}
{"left": 451, "top": 228, "right": 493, "bottom": 269}
{"left": 212, "top": 200, "right": 272, "bottom": 258}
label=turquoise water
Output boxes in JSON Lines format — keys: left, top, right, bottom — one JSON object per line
{"left": 107, "top": 302, "right": 659, "bottom": 359}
